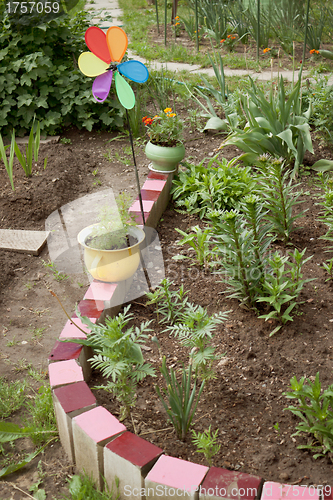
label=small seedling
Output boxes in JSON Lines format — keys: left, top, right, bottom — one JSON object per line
{"left": 6, "top": 336, "right": 20, "bottom": 347}
{"left": 41, "top": 259, "right": 69, "bottom": 282}
{"left": 29, "top": 326, "right": 46, "bottom": 345}
{"left": 92, "top": 168, "right": 99, "bottom": 176}
{"left": 60, "top": 137, "right": 72, "bottom": 144}
{"left": 192, "top": 426, "right": 221, "bottom": 466}
{"left": 24, "top": 281, "right": 34, "bottom": 290}
{"left": 13, "top": 358, "right": 32, "bottom": 372}
{"left": 273, "top": 422, "right": 280, "bottom": 434}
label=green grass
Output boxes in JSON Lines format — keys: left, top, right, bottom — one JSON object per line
{"left": 23, "top": 385, "right": 58, "bottom": 445}
{"left": 0, "top": 377, "right": 27, "bottom": 419}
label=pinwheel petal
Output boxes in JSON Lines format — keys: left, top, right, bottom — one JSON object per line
{"left": 106, "top": 26, "right": 128, "bottom": 63}
{"left": 114, "top": 72, "right": 135, "bottom": 110}
{"left": 85, "top": 26, "right": 111, "bottom": 64}
{"left": 118, "top": 60, "right": 149, "bottom": 83}
{"left": 78, "top": 52, "right": 109, "bottom": 77}
{"left": 92, "top": 71, "right": 113, "bottom": 103}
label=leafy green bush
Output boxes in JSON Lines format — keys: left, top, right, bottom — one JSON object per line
{"left": 72, "top": 306, "right": 155, "bottom": 420}
{"left": 171, "top": 155, "right": 255, "bottom": 218}
{"left": 0, "top": 11, "right": 124, "bottom": 136}
{"left": 284, "top": 372, "right": 333, "bottom": 461}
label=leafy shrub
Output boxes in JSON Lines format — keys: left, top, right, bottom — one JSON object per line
{"left": 305, "top": 75, "right": 333, "bottom": 144}
{"left": 0, "top": 11, "right": 124, "bottom": 136}
{"left": 73, "top": 306, "right": 155, "bottom": 420}
{"left": 171, "top": 155, "right": 255, "bottom": 218}
{"left": 284, "top": 372, "right": 333, "bottom": 461}
{"left": 209, "top": 199, "right": 313, "bottom": 334}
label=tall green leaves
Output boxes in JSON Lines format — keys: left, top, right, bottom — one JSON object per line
{"left": 0, "top": 130, "right": 15, "bottom": 190}
{"left": 156, "top": 357, "right": 205, "bottom": 441}
{"left": 222, "top": 76, "right": 313, "bottom": 178}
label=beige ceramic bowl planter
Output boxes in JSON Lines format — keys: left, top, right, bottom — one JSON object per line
{"left": 77, "top": 224, "right": 146, "bottom": 283}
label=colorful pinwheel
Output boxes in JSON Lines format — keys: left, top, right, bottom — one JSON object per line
{"left": 78, "top": 26, "right": 149, "bottom": 109}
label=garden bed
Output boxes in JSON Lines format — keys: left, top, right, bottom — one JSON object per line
{"left": 1, "top": 118, "right": 333, "bottom": 496}
{"left": 92, "top": 200, "right": 333, "bottom": 487}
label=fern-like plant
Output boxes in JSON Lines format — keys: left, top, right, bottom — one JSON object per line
{"left": 69, "top": 306, "right": 155, "bottom": 420}
{"left": 165, "top": 304, "right": 228, "bottom": 382}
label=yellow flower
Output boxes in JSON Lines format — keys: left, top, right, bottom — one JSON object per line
{"left": 164, "top": 108, "right": 172, "bottom": 113}
{"left": 263, "top": 47, "right": 271, "bottom": 54}
{"left": 167, "top": 113, "right": 176, "bottom": 117}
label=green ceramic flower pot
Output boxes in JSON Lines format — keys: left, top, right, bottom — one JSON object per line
{"left": 145, "top": 141, "right": 185, "bottom": 173}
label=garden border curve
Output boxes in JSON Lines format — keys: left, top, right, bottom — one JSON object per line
{"left": 47, "top": 170, "right": 322, "bottom": 500}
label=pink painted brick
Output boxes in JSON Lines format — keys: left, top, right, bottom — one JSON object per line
{"left": 59, "top": 317, "right": 96, "bottom": 340}
{"left": 49, "top": 359, "right": 84, "bottom": 389}
{"left": 200, "top": 467, "right": 262, "bottom": 500}
{"left": 130, "top": 199, "right": 155, "bottom": 213}
{"left": 130, "top": 212, "right": 146, "bottom": 225}
{"left": 84, "top": 281, "right": 117, "bottom": 301}
{"left": 73, "top": 406, "right": 126, "bottom": 443}
{"left": 146, "top": 455, "right": 208, "bottom": 495}
{"left": 261, "top": 482, "right": 319, "bottom": 500}
{"left": 49, "top": 340, "right": 82, "bottom": 362}
{"left": 74, "top": 299, "right": 105, "bottom": 318}
{"left": 142, "top": 179, "right": 166, "bottom": 191}
{"left": 140, "top": 190, "right": 161, "bottom": 202}
{"left": 72, "top": 407, "right": 126, "bottom": 490}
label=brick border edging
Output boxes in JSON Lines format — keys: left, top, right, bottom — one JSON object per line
{"left": 47, "top": 170, "right": 327, "bottom": 500}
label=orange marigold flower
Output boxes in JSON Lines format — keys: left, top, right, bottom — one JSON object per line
{"left": 142, "top": 116, "right": 147, "bottom": 122}
{"left": 227, "top": 34, "right": 231, "bottom": 38}
{"left": 167, "top": 113, "right": 177, "bottom": 117}
{"left": 263, "top": 48, "right": 271, "bottom": 53}
{"left": 175, "top": 16, "right": 179, "bottom": 19}
{"left": 175, "top": 22, "right": 180, "bottom": 26}
{"left": 220, "top": 39, "right": 225, "bottom": 43}
{"left": 310, "top": 49, "right": 320, "bottom": 54}
{"left": 164, "top": 107, "right": 172, "bottom": 113}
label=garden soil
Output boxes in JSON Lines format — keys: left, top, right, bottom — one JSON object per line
{"left": 1, "top": 115, "right": 333, "bottom": 497}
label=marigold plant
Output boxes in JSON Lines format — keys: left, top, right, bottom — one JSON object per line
{"left": 142, "top": 108, "right": 183, "bottom": 147}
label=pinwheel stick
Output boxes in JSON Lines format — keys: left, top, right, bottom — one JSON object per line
{"left": 126, "top": 110, "right": 145, "bottom": 225}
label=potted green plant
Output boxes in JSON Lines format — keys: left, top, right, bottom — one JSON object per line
{"left": 77, "top": 193, "right": 145, "bottom": 282}
{"left": 143, "top": 107, "right": 185, "bottom": 173}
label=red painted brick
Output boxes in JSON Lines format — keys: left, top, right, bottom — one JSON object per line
{"left": 54, "top": 381, "right": 96, "bottom": 414}
{"left": 201, "top": 467, "right": 262, "bottom": 499}
{"left": 49, "top": 340, "right": 82, "bottom": 361}
{"left": 106, "top": 431, "right": 162, "bottom": 467}
{"left": 74, "top": 299, "right": 105, "bottom": 319}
